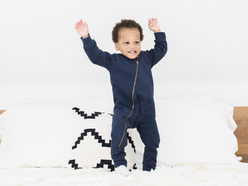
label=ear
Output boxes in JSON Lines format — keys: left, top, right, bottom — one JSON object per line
{"left": 115, "top": 42, "right": 119, "bottom": 51}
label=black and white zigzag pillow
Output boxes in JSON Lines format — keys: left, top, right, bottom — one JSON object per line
{"left": 68, "top": 107, "right": 136, "bottom": 171}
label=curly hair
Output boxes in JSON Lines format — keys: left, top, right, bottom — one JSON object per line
{"left": 112, "top": 19, "right": 144, "bottom": 43}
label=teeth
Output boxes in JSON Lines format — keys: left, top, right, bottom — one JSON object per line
{"left": 129, "top": 51, "right": 136, "bottom": 54}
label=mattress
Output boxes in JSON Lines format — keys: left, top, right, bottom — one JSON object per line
{"left": 1, "top": 98, "right": 248, "bottom": 185}
{"left": 1, "top": 163, "right": 248, "bottom": 186}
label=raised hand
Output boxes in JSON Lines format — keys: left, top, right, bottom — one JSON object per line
{"left": 75, "top": 19, "right": 89, "bottom": 39}
{"left": 148, "top": 18, "right": 161, "bottom": 33}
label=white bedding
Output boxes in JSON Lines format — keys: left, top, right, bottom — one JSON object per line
{"left": 1, "top": 163, "right": 248, "bottom": 186}
{"left": 1, "top": 97, "right": 247, "bottom": 186}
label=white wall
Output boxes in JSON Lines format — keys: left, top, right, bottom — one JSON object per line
{"left": 0, "top": 0, "right": 248, "bottom": 107}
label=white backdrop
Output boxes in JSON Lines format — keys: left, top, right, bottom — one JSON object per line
{"left": 0, "top": 0, "right": 248, "bottom": 107}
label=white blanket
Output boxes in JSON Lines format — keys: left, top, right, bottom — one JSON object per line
{"left": 1, "top": 163, "right": 248, "bottom": 186}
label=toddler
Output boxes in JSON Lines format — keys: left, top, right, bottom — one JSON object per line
{"left": 75, "top": 18, "right": 167, "bottom": 175}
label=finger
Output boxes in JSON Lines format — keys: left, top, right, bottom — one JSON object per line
{"left": 79, "top": 19, "right": 84, "bottom": 26}
{"left": 76, "top": 19, "right": 82, "bottom": 27}
{"left": 75, "top": 21, "right": 80, "bottom": 29}
{"left": 151, "top": 18, "right": 157, "bottom": 22}
{"left": 75, "top": 20, "right": 82, "bottom": 27}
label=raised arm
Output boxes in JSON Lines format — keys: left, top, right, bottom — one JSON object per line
{"left": 75, "top": 19, "right": 112, "bottom": 70}
{"left": 147, "top": 18, "right": 167, "bottom": 67}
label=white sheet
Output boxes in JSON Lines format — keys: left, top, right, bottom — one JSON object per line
{"left": 1, "top": 163, "right": 248, "bottom": 186}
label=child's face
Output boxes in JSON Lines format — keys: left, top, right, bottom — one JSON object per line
{"left": 115, "top": 28, "right": 141, "bottom": 59}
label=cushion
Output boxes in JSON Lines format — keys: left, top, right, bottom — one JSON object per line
{"left": 68, "top": 107, "right": 137, "bottom": 171}
{"left": 154, "top": 96, "right": 239, "bottom": 165}
{"left": 0, "top": 110, "right": 13, "bottom": 147}
{"left": 0, "top": 105, "right": 72, "bottom": 168}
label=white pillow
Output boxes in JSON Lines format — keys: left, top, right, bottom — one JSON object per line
{"left": 155, "top": 96, "right": 239, "bottom": 165}
{"left": 0, "top": 110, "right": 13, "bottom": 148}
{"left": 0, "top": 105, "right": 72, "bottom": 168}
{"left": 68, "top": 107, "right": 136, "bottom": 171}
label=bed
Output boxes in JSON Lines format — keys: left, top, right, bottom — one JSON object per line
{"left": 0, "top": 97, "right": 248, "bottom": 186}
{"left": 233, "top": 107, "right": 248, "bottom": 163}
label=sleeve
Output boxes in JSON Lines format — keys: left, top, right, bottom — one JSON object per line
{"left": 81, "top": 35, "right": 112, "bottom": 70}
{"left": 146, "top": 32, "right": 168, "bottom": 68}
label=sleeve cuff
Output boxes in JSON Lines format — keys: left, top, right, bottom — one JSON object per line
{"left": 80, "top": 34, "right": 92, "bottom": 45}
{"left": 154, "top": 32, "right": 166, "bottom": 40}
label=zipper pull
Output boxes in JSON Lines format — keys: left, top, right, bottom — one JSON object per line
{"left": 135, "top": 57, "right": 139, "bottom": 65}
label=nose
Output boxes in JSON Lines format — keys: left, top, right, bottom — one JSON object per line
{"left": 129, "top": 43, "right": 135, "bottom": 48}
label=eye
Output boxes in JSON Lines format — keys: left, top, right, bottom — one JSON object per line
{"left": 135, "top": 41, "right": 140, "bottom": 44}
{"left": 123, "top": 42, "right": 129, "bottom": 45}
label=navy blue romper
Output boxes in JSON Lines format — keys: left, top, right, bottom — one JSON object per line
{"left": 81, "top": 32, "right": 167, "bottom": 171}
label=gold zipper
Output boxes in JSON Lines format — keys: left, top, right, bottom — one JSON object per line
{"left": 118, "top": 59, "right": 139, "bottom": 147}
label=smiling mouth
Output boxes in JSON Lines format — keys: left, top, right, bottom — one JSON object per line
{"left": 128, "top": 50, "right": 137, "bottom": 54}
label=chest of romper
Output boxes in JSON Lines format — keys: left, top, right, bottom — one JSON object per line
{"left": 110, "top": 55, "right": 153, "bottom": 86}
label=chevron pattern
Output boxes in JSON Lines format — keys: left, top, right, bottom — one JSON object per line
{"left": 68, "top": 159, "right": 82, "bottom": 170}
{"left": 72, "top": 107, "right": 102, "bottom": 119}
{"left": 94, "top": 159, "right": 114, "bottom": 171}
{"left": 69, "top": 108, "right": 136, "bottom": 171}
{"left": 127, "top": 132, "right": 136, "bottom": 153}
{"left": 72, "top": 128, "right": 111, "bottom": 150}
